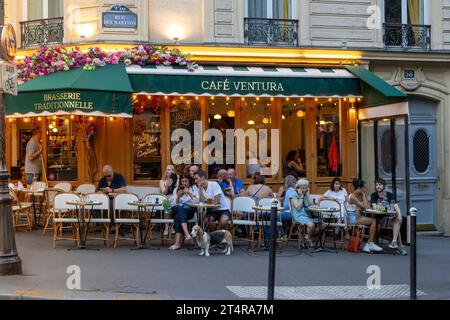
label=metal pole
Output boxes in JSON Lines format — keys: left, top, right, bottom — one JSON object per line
{"left": 410, "top": 207, "right": 417, "bottom": 300}
{"left": 0, "top": 91, "right": 22, "bottom": 276}
{"left": 267, "top": 199, "right": 278, "bottom": 300}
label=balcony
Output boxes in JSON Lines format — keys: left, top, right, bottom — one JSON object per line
{"left": 20, "top": 17, "right": 64, "bottom": 49}
{"left": 244, "top": 18, "right": 299, "bottom": 47}
{"left": 383, "top": 23, "right": 431, "bottom": 51}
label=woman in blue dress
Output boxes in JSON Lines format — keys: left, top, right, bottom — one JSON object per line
{"left": 290, "top": 179, "right": 319, "bottom": 247}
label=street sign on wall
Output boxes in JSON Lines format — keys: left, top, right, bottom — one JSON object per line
{"left": 0, "top": 62, "right": 18, "bottom": 96}
{"left": 102, "top": 5, "right": 138, "bottom": 29}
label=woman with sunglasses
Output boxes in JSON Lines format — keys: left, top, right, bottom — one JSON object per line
{"left": 290, "top": 179, "right": 319, "bottom": 248}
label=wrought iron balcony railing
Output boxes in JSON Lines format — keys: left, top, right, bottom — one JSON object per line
{"left": 383, "top": 23, "right": 431, "bottom": 51}
{"left": 244, "top": 18, "right": 299, "bottom": 47}
{"left": 20, "top": 17, "right": 64, "bottom": 49}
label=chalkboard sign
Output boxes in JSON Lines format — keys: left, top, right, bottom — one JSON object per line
{"left": 170, "top": 101, "right": 201, "bottom": 170}
{"left": 103, "top": 5, "right": 138, "bottom": 29}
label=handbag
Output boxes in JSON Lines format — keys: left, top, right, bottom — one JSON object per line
{"left": 347, "top": 236, "right": 361, "bottom": 253}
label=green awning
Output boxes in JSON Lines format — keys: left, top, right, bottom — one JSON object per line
{"left": 6, "top": 64, "right": 133, "bottom": 117}
{"left": 345, "top": 66, "right": 407, "bottom": 107}
{"left": 127, "top": 66, "right": 362, "bottom": 98}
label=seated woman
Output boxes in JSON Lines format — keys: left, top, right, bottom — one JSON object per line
{"left": 283, "top": 150, "right": 306, "bottom": 179}
{"left": 169, "top": 173, "right": 199, "bottom": 251}
{"left": 347, "top": 179, "right": 383, "bottom": 253}
{"left": 280, "top": 175, "right": 299, "bottom": 239}
{"left": 370, "top": 178, "right": 407, "bottom": 256}
{"left": 321, "top": 177, "right": 348, "bottom": 224}
{"left": 244, "top": 173, "right": 273, "bottom": 202}
{"left": 290, "top": 179, "right": 319, "bottom": 248}
{"left": 160, "top": 165, "right": 179, "bottom": 236}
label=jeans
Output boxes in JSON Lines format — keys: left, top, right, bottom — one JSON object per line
{"left": 171, "top": 204, "right": 196, "bottom": 234}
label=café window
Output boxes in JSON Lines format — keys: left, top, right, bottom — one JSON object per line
{"left": 170, "top": 97, "right": 202, "bottom": 175}
{"left": 282, "top": 99, "right": 306, "bottom": 178}
{"left": 316, "top": 99, "right": 341, "bottom": 177}
{"left": 132, "top": 95, "right": 163, "bottom": 181}
{"left": 245, "top": 97, "right": 274, "bottom": 178}
{"left": 46, "top": 116, "right": 78, "bottom": 181}
{"left": 207, "top": 97, "right": 236, "bottom": 179}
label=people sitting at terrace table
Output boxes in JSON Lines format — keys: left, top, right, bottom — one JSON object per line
{"left": 98, "top": 165, "right": 126, "bottom": 194}
{"left": 347, "top": 179, "right": 383, "bottom": 254}
{"left": 189, "top": 165, "right": 200, "bottom": 179}
{"left": 228, "top": 168, "right": 245, "bottom": 196}
{"left": 217, "top": 169, "right": 235, "bottom": 198}
{"left": 160, "top": 165, "right": 179, "bottom": 196}
{"left": 284, "top": 150, "right": 306, "bottom": 179}
{"left": 169, "top": 173, "right": 200, "bottom": 251}
{"left": 244, "top": 173, "right": 273, "bottom": 202}
{"left": 278, "top": 175, "right": 298, "bottom": 240}
{"left": 290, "top": 179, "right": 319, "bottom": 248}
{"left": 321, "top": 177, "right": 348, "bottom": 225}
{"left": 194, "top": 170, "right": 231, "bottom": 231}
{"left": 370, "top": 178, "right": 407, "bottom": 256}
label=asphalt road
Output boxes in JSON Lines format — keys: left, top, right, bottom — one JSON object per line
{"left": 0, "top": 232, "right": 449, "bottom": 300}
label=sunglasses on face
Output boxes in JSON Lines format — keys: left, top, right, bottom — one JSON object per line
{"left": 104, "top": 175, "right": 112, "bottom": 179}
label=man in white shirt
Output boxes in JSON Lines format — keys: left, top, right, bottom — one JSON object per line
{"left": 194, "top": 170, "right": 231, "bottom": 231}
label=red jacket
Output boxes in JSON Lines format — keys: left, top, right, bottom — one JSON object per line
{"left": 328, "top": 138, "right": 340, "bottom": 174}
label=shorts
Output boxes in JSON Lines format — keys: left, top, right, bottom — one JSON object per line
{"left": 206, "top": 209, "right": 231, "bottom": 222}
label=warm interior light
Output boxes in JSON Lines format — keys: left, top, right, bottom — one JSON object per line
{"left": 226, "top": 97, "right": 230, "bottom": 101}
{"left": 214, "top": 114, "right": 222, "bottom": 120}
{"left": 147, "top": 95, "right": 152, "bottom": 100}
{"left": 64, "top": 119, "right": 69, "bottom": 125}
{"left": 296, "top": 110, "right": 305, "bottom": 118}
{"left": 132, "top": 94, "right": 138, "bottom": 100}
{"left": 320, "top": 121, "right": 326, "bottom": 125}
{"left": 53, "top": 116, "right": 57, "bottom": 120}
{"left": 357, "top": 98, "right": 362, "bottom": 102}
{"left": 263, "top": 117, "right": 270, "bottom": 124}
{"left": 164, "top": 96, "right": 169, "bottom": 100}
{"left": 24, "top": 118, "right": 30, "bottom": 123}
{"left": 8, "top": 118, "right": 13, "bottom": 122}
{"left": 37, "top": 117, "right": 42, "bottom": 121}
{"left": 343, "top": 98, "right": 347, "bottom": 102}
{"left": 211, "top": 97, "right": 215, "bottom": 100}
{"left": 270, "top": 97, "right": 274, "bottom": 102}
{"left": 172, "top": 101, "right": 177, "bottom": 105}
{"left": 77, "top": 23, "right": 95, "bottom": 38}
{"left": 89, "top": 117, "right": 94, "bottom": 121}
{"left": 52, "top": 128, "right": 58, "bottom": 133}
{"left": 248, "top": 120, "right": 255, "bottom": 125}
{"left": 282, "top": 115, "right": 286, "bottom": 120}
{"left": 349, "top": 98, "right": 356, "bottom": 103}
{"left": 328, "top": 98, "right": 332, "bottom": 102}
{"left": 227, "top": 110, "right": 236, "bottom": 118}
{"left": 70, "top": 115, "right": 75, "bottom": 120}
{"left": 195, "top": 96, "right": 199, "bottom": 100}
{"left": 110, "top": 116, "right": 116, "bottom": 121}
{"left": 256, "top": 97, "right": 260, "bottom": 101}
{"left": 314, "top": 98, "right": 319, "bottom": 102}
{"left": 300, "top": 98, "right": 304, "bottom": 102}
{"left": 241, "top": 97, "right": 245, "bottom": 101}
{"left": 286, "top": 98, "right": 290, "bottom": 101}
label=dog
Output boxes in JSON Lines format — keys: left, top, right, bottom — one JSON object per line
{"left": 190, "top": 224, "right": 234, "bottom": 257}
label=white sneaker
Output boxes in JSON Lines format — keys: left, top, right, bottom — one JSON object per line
{"left": 389, "top": 241, "right": 398, "bottom": 249}
{"left": 369, "top": 243, "right": 383, "bottom": 252}
{"left": 362, "top": 243, "right": 372, "bottom": 253}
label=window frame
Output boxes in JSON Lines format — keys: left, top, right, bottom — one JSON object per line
{"left": 23, "top": 0, "right": 64, "bottom": 21}
{"left": 244, "top": 0, "right": 297, "bottom": 19}
{"left": 383, "top": 0, "right": 429, "bottom": 25}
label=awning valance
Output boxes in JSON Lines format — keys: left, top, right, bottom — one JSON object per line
{"left": 127, "top": 65, "right": 363, "bottom": 98}
{"left": 6, "top": 64, "right": 133, "bottom": 117}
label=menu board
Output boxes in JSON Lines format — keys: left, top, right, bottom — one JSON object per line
{"left": 170, "top": 101, "right": 201, "bottom": 170}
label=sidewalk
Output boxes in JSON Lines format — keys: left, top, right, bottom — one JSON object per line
{"left": 1, "top": 231, "right": 449, "bottom": 300}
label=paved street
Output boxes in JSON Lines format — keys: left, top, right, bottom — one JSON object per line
{"left": 0, "top": 232, "right": 449, "bottom": 300}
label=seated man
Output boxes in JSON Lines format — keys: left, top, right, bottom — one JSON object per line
{"left": 370, "top": 178, "right": 407, "bottom": 256}
{"left": 217, "top": 169, "right": 235, "bottom": 198}
{"left": 227, "top": 168, "right": 245, "bottom": 196}
{"left": 98, "top": 165, "right": 127, "bottom": 194}
{"left": 194, "top": 170, "right": 231, "bottom": 231}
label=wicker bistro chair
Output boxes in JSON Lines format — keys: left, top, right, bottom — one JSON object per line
{"left": 54, "top": 183, "right": 72, "bottom": 193}
{"left": 318, "top": 199, "right": 347, "bottom": 251}
{"left": 42, "top": 188, "right": 65, "bottom": 235}
{"left": 113, "top": 193, "right": 140, "bottom": 248}
{"left": 288, "top": 198, "right": 307, "bottom": 251}
{"left": 231, "top": 196, "right": 258, "bottom": 248}
{"left": 52, "top": 193, "right": 81, "bottom": 249}
{"left": 9, "top": 188, "right": 33, "bottom": 231}
{"left": 85, "top": 193, "right": 112, "bottom": 248}
{"left": 76, "top": 184, "right": 97, "bottom": 195}
{"left": 142, "top": 194, "right": 173, "bottom": 245}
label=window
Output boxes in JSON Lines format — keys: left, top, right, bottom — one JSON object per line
{"left": 132, "top": 96, "right": 163, "bottom": 181}
{"left": 282, "top": 99, "right": 306, "bottom": 178}
{"left": 413, "top": 129, "right": 429, "bottom": 173}
{"left": 316, "top": 99, "right": 341, "bottom": 177}
{"left": 46, "top": 116, "right": 78, "bottom": 181}
{"left": 207, "top": 97, "right": 236, "bottom": 179}
{"left": 247, "top": 0, "right": 293, "bottom": 19}
{"left": 25, "top": 0, "right": 63, "bottom": 20}
{"left": 385, "top": 0, "right": 425, "bottom": 25}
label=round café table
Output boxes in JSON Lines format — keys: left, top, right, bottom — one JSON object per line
{"left": 252, "top": 206, "right": 284, "bottom": 249}
{"left": 127, "top": 202, "right": 162, "bottom": 251}
{"left": 66, "top": 200, "right": 103, "bottom": 251}
{"left": 186, "top": 202, "right": 220, "bottom": 230}
{"left": 306, "top": 205, "right": 340, "bottom": 253}
{"left": 363, "top": 208, "right": 396, "bottom": 246}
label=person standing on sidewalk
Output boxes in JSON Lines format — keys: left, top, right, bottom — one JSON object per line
{"left": 25, "top": 129, "right": 43, "bottom": 185}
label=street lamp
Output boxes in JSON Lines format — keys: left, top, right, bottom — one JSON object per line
{"left": 0, "top": 23, "right": 22, "bottom": 276}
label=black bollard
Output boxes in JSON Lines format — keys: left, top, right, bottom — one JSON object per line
{"left": 268, "top": 199, "right": 278, "bottom": 300}
{"left": 410, "top": 207, "right": 417, "bottom": 300}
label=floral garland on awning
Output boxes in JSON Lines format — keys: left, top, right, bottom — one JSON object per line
{"left": 16, "top": 45, "right": 198, "bottom": 84}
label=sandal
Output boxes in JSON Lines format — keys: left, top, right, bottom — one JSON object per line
{"left": 169, "top": 245, "right": 181, "bottom": 251}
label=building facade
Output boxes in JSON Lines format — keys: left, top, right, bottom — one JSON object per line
{"left": 4, "top": 0, "right": 450, "bottom": 235}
